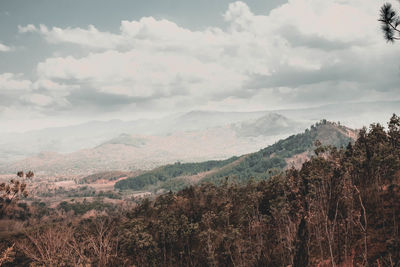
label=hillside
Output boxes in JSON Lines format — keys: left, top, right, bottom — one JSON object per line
{"left": 115, "top": 157, "right": 239, "bottom": 191}
{"left": 79, "top": 171, "right": 139, "bottom": 184}
{"left": 202, "top": 120, "right": 356, "bottom": 183}
{"left": 115, "top": 120, "right": 357, "bottom": 191}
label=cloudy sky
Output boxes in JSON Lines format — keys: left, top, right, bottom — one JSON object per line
{"left": 0, "top": 0, "right": 399, "bottom": 132}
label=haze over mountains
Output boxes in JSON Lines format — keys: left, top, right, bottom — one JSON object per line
{"left": 0, "top": 110, "right": 278, "bottom": 162}
{"left": 0, "top": 111, "right": 305, "bottom": 175}
{"left": 0, "top": 100, "right": 397, "bottom": 175}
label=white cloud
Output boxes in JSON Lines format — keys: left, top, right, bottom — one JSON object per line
{"left": 0, "top": 43, "right": 13, "bottom": 52}
{"left": 0, "top": 73, "right": 75, "bottom": 111}
{"left": 20, "top": 93, "right": 53, "bottom": 106}
{"left": 18, "top": 24, "right": 36, "bottom": 33}
{"left": 0, "top": 73, "right": 31, "bottom": 90}
{"left": 266, "top": 0, "right": 382, "bottom": 42}
{"left": 33, "top": 79, "right": 79, "bottom": 91}
{"left": 19, "top": 23, "right": 122, "bottom": 49}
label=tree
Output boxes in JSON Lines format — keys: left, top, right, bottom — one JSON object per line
{"left": 379, "top": 2, "right": 400, "bottom": 42}
{"left": 0, "top": 171, "right": 33, "bottom": 266}
{"left": 0, "top": 171, "right": 33, "bottom": 218}
{"left": 17, "top": 225, "right": 85, "bottom": 266}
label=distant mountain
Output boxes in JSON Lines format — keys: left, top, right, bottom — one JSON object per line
{"left": 0, "top": 110, "right": 279, "bottom": 164}
{"left": 0, "top": 100, "right": 397, "bottom": 164}
{"left": 100, "top": 134, "right": 147, "bottom": 147}
{"left": 233, "top": 113, "right": 301, "bottom": 137}
{"left": 1, "top": 112, "right": 305, "bottom": 175}
{"left": 172, "top": 110, "right": 270, "bottom": 131}
{"left": 115, "top": 120, "right": 357, "bottom": 192}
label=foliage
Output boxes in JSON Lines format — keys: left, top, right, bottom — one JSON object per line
{"left": 115, "top": 157, "right": 239, "bottom": 191}
{"left": 0, "top": 171, "right": 33, "bottom": 219}
{"left": 203, "top": 120, "right": 353, "bottom": 183}
{"left": 57, "top": 198, "right": 115, "bottom": 215}
{"left": 79, "top": 171, "right": 131, "bottom": 184}
{"left": 379, "top": 1, "right": 400, "bottom": 42}
{"left": 38, "top": 185, "right": 122, "bottom": 199}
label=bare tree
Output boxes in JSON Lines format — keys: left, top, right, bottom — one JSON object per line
{"left": 17, "top": 225, "right": 86, "bottom": 266}
{"left": 84, "top": 217, "right": 120, "bottom": 266}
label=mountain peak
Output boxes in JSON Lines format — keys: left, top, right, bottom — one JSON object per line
{"left": 309, "top": 119, "right": 358, "bottom": 145}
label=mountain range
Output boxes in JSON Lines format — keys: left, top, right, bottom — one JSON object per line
{"left": 0, "top": 111, "right": 306, "bottom": 175}
{"left": 0, "top": 100, "right": 396, "bottom": 175}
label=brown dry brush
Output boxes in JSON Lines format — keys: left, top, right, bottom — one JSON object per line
{"left": 0, "top": 245, "right": 14, "bottom": 267}
{"left": 16, "top": 217, "right": 121, "bottom": 267}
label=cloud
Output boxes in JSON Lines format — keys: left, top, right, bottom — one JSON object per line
{"left": 21, "top": 24, "right": 123, "bottom": 49}
{"left": 0, "top": 73, "right": 31, "bottom": 90}
{"left": 0, "top": 43, "right": 13, "bottom": 52}
{"left": 10, "top": 0, "right": 400, "bottom": 117}
{"left": 33, "top": 79, "right": 79, "bottom": 91}
{"left": 279, "top": 25, "right": 361, "bottom": 51}
{"left": 0, "top": 73, "right": 77, "bottom": 111}
{"left": 18, "top": 24, "right": 36, "bottom": 33}
{"left": 0, "top": 73, "right": 31, "bottom": 109}
{"left": 20, "top": 93, "right": 53, "bottom": 107}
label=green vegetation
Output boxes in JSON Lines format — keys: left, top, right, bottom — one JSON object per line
{"left": 116, "top": 120, "right": 354, "bottom": 191}
{"left": 203, "top": 120, "right": 353, "bottom": 183}
{"left": 115, "top": 156, "right": 239, "bottom": 191}
{"left": 79, "top": 171, "right": 131, "bottom": 184}
{"left": 38, "top": 185, "right": 122, "bottom": 199}
{"left": 57, "top": 198, "right": 115, "bottom": 215}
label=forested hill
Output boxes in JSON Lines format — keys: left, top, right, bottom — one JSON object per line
{"left": 115, "top": 120, "right": 357, "bottom": 191}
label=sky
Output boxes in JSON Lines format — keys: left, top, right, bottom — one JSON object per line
{"left": 0, "top": 0, "right": 399, "bottom": 132}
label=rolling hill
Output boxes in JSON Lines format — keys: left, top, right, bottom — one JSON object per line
{"left": 115, "top": 120, "right": 357, "bottom": 192}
